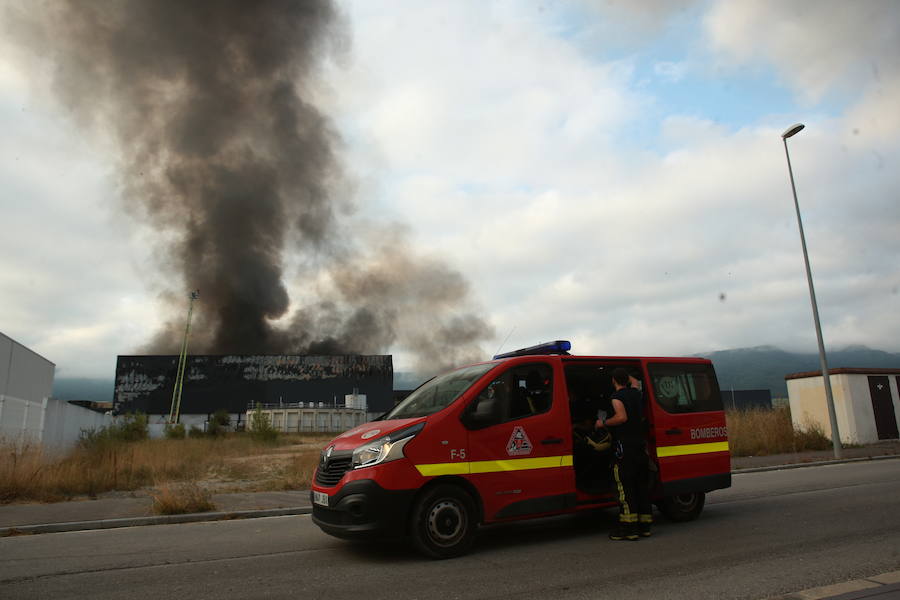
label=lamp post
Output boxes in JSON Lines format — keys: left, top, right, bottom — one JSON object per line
{"left": 781, "top": 123, "right": 842, "bottom": 459}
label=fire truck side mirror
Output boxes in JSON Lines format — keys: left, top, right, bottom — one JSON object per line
{"left": 462, "top": 396, "right": 500, "bottom": 430}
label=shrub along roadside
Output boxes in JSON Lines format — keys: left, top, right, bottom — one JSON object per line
{"left": 727, "top": 405, "right": 832, "bottom": 456}
{"left": 79, "top": 413, "right": 149, "bottom": 448}
{"left": 0, "top": 434, "right": 326, "bottom": 504}
{"left": 150, "top": 481, "right": 216, "bottom": 515}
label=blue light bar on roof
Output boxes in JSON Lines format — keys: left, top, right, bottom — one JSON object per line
{"left": 493, "top": 340, "right": 572, "bottom": 360}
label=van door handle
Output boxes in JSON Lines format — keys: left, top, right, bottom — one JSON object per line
{"left": 665, "top": 428, "right": 682, "bottom": 435}
{"left": 541, "top": 437, "right": 563, "bottom": 445}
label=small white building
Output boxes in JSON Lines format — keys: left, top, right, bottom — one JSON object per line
{"left": 785, "top": 368, "right": 900, "bottom": 444}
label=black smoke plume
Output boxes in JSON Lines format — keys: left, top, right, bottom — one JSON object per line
{"left": 7, "top": 0, "right": 493, "bottom": 373}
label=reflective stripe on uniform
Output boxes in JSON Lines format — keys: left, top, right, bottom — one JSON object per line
{"left": 415, "top": 454, "right": 573, "bottom": 477}
{"left": 613, "top": 463, "right": 631, "bottom": 517}
{"left": 655, "top": 441, "right": 729, "bottom": 458}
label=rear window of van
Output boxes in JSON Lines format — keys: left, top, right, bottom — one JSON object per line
{"left": 648, "top": 363, "right": 723, "bottom": 414}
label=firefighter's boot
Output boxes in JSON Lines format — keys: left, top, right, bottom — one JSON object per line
{"left": 609, "top": 521, "right": 638, "bottom": 541}
{"left": 638, "top": 515, "right": 652, "bottom": 538}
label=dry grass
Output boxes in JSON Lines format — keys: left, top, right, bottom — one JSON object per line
{"left": 727, "top": 405, "right": 832, "bottom": 456}
{"left": 150, "top": 481, "right": 216, "bottom": 515}
{"left": 0, "top": 434, "right": 331, "bottom": 504}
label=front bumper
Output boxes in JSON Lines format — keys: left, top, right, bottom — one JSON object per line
{"left": 311, "top": 479, "right": 416, "bottom": 541}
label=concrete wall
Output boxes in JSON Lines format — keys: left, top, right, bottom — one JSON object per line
{"left": 0, "top": 394, "right": 44, "bottom": 445}
{"left": 787, "top": 371, "right": 900, "bottom": 444}
{"left": 0, "top": 395, "right": 113, "bottom": 453}
{"left": 41, "top": 399, "right": 114, "bottom": 453}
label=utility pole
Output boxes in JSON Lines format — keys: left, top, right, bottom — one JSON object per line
{"left": 781, "top": 124, "right": 842, "bottom": 458}
{"left": 168, "top": 290, "right": 199, "bottom": 425}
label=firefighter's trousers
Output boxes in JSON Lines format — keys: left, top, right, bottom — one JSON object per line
{"left": 612, "top": 442, "right": 653, "bottom": 526}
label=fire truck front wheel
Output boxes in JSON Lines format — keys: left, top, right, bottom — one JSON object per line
{"left": 410, "top": 484, "right": 477, "bottom": 559}
{"left": 658, "top": 491, "right": 705, "bottom": 522}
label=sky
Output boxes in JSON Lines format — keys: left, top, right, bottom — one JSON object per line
{"left": 1, "top": 0, "right": 898, "bottom": 378}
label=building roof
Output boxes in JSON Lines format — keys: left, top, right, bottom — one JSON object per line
{"left": 0, "top": 331, "right": 56, "bottom": 367}
{"left": 785, "top": 367, "right": 900, "bottom": 380}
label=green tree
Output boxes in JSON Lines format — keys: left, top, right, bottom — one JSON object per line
{"left": 249, "top": 403, "right": 278, "bottom": 443}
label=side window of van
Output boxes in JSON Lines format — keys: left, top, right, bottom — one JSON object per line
{"left": 467, "top": 363, "right": 553, "bottom": 427}
{"left": 648, "top": 363, "right": 723, "bottom": 414}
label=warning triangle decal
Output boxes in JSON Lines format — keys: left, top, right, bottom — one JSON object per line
{"left": 506, "top": 426, "right": 533, "bottom": 456}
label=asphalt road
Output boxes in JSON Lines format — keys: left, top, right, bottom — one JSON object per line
{"left": 1, "top": 460, "right": 898, "bottom": 600}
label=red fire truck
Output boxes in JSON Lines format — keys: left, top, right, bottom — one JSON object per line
{"left": 311, "top": 341, "right": 731, "bottom": 558}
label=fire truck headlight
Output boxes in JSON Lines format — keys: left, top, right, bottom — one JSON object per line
{"left": 351, "top": 436, "right": 407, "bottom": 469}
{"left": 351, "top": 423, "right": 424, "bottom": 470}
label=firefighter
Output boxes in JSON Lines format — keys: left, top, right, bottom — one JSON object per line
{"left": 596, "top": 367, "right": 652, "bottom": 540}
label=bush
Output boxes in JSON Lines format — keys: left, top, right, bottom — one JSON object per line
{"left": 165, "top": 423, "right": 186, "bottom": 439}
{"left": 79, "top": 413, "right": 149, "bottom": 450}
{"left": 207, "top": 409, "right": 231, "bottom": 438}
{"left": 727, "top": 405, "right": 835, "bottom": 456}
{"left": 793, "top": 419, "right": 833, "bottom": 451}
{"left": 188, "top": 425, "right": 205, "bottom": 439}
{"left": 249, "top": 404, "right": 279, "bottom": 443}
{"left": 150, "top": 481, "right": 216, "bottom": 515}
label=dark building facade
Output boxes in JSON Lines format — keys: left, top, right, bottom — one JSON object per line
{"left": 720, "top": 389, "right": 772, "bottom": 411}
{"left": 114, "top": 354, "right": 393, "bottom": 416}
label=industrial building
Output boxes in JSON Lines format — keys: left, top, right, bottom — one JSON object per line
{"left": 0, "top": 331, "right": 55, "bottom": 444}
{"left": 1, "top": 331, "right": 111, "bottom": 451}
{"left": 720, "top": 389, "right": 773, "bottom": 411}
{"left": 786, "top": 368, "right": 900, "bottom": 444}
{"left": 114, "top": 354, "right": 394, "bottom": 431}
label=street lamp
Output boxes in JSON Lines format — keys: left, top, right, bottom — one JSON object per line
{"left": 781, "top": 123, "right": 842, "bottom": 459}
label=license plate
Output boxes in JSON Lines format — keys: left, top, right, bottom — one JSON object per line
{"left": 313, "top": 491, "right": 329, "bottom": 507}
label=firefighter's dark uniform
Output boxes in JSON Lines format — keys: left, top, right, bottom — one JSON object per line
{"left": 606, "top": 386, "right": 652, "bottom": 539}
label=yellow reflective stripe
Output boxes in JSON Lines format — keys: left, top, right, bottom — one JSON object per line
{"left": 470, "top": 456, "right": 565, "bottom": 474}
{"left": 414, "top": 455, "right": 572, "bottom": 477}
{"left": 613, "top": 463, "right": 630, "bottom": 516}
{"left": 415, "top": 462, "right": 470, "bottom": 476}
{"left": 656, "top": 441, "right": 729, "bottom": 458}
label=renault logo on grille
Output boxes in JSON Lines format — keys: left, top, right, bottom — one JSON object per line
{"left": 322, "top": 445, "right": 334, "bottom": 468}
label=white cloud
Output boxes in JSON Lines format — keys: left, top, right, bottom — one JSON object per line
{"left": 704, "top": 0, "right": 900, "bottom": 104}
{"left": 329, "top": 0, "right": 900, "bottom": 367}
{"left": 654, "top": 61, "right": 689, "bottom": 83}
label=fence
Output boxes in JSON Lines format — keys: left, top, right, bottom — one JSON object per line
{"left": 246, "top": 406, "right": 368, "bottom": 433}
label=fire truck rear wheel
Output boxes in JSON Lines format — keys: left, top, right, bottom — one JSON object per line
{"left": 658, "top": 491, "right": 705, "bottom": 522}
{"left": 410, "top": 484, "right": 477, "bottom": 559}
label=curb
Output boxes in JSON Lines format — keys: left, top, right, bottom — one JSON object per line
{"left": 733, "top": 453, "right": 900, "bottom": 474}
{"left": 0, "top": 506, "right": 312, "bottom": 537}
{"left": 770, "top": 569, "right": 900, "bottom": 600}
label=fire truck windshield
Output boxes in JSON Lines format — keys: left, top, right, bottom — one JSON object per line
{"left": 383, "top": 362, "right": 496, "bottom": 420}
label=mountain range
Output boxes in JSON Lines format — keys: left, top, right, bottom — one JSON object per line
{"left": 698, "top": 345, "right": 900, "bottom": 397}
{"left": 53, "top": 345, "right": 899, "bottom": 403}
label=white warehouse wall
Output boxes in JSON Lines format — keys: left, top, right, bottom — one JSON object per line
{"left": 0, "top": 332, "right": 55, "bottom": 405}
